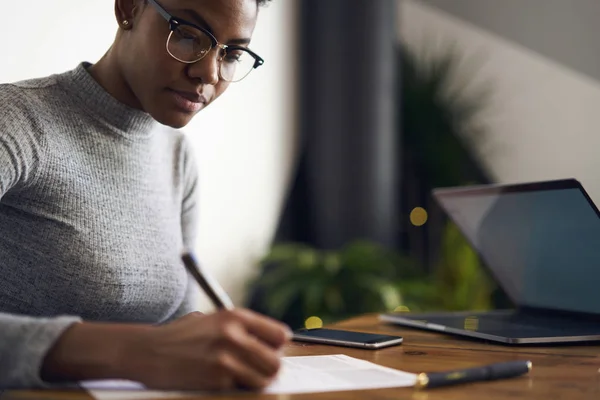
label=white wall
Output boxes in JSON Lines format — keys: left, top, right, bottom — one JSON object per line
{"left": 400, "top": 0, "right": 600, "bottom": 203}
{"left": 0, "top": 0, "right": 298, "bottom": 310}
{"left": 421, "top": 0, "right": 600, "bottom": 84}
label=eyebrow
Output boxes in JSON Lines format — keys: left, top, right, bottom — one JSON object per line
{"left": 178, "top": 8, "right": 252, "bottom": 46}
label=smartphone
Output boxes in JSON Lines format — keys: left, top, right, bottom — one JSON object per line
{"left": 292, "top": 328, "right": 403, "bottom": 349}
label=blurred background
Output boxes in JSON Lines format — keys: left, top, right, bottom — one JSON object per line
{"left": 3, "top": 0, "right": 600, "bottom": 329}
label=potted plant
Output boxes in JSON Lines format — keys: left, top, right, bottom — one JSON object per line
{"left": 246, "top": 240, "right": 417, "bottom": 329}
{"left": 247, "top": 42, "right": 501, "bottom": 327}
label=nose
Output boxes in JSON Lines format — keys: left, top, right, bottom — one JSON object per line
{"left": 186, "top": 48, "right": 220, "bottom": 85}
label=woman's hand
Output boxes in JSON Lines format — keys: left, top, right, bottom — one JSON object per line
{"left": 42, "top": 309, "right": 291, "bottom": 391}
{"left": 123, "top": 309, "right": 292, "bottom": 391}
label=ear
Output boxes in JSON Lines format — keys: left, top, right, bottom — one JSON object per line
{"left": 115, "top": 0, "right": 145, "bottom": 29}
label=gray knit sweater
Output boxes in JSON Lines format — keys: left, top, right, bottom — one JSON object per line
{"left": 0, "top": 63, "right": 200, "bottom": 388}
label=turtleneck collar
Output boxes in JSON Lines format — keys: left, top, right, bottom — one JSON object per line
{"left": 57, "top": 62, "right": 157, "bottom": 140}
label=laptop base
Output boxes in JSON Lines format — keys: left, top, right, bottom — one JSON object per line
{"left": 380, "top": 309, "right": 600, "bottom": 345}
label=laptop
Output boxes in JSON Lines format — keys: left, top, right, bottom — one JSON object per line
{"left": 380, "top": 178, "right": 600, "bottom": 344}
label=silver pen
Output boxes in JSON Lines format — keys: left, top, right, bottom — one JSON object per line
{"left": 181, "top": 252, "right": 235, "bottom": 310}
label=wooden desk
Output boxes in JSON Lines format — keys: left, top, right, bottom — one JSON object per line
{"left": 4, "top": 314, "right": 599, "bottom": 399}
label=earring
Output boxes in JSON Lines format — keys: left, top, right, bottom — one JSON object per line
{"left": 122, "top": 20, "right": 130, "bottom": 27}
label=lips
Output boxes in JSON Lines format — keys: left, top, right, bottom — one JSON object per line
{"left": 170, "top": 89, "right": 207, "bottom": 104}
{"left": 168, "top": 89, "right": 208, "bottom": 113}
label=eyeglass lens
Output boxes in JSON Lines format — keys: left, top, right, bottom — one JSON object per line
{"left": 167, "top": 25, "right": 256, "bottom": 82}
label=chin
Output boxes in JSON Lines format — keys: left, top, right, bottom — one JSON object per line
{"left": 151, "top": 110, "right": 196, "bottom": 129}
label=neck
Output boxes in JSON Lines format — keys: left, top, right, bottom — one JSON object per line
{"left": 89, "top": 47, "right": 143, "bottom": 111}
{"left": 57, "top": 62, "right": 156, "bottom": 138}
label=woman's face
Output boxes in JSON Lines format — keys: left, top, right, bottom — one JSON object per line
{"left": 117, "top": 0, "right": 259, "bottom": 128}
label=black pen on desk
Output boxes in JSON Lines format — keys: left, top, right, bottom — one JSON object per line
{"left": 415, "top": 360, "right": 532, "bottom": 390}
{"left": 181, "top": 252, "right": 234, "bottom": 310}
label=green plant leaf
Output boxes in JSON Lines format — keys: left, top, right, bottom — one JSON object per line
{"left": 263, "top": 283, "right": 302, "bottom": 319}
{"left": 323, "top": 286, "right": 345, "bottom": 314}
{"left": 303, "top": 281, "right": 327, "bottom": 316}
{"left": 380, "top": 283, "right": 403, "bottom": 311}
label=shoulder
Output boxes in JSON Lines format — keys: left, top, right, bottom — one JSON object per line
{"left": 170, "top": 130, "right": 198, "bottom": 189}
{"left": 6, "top": 74, "right": 59, "bottom": 90}
{"left": 0, "top": 72, "right": 70, "bottom": 171}
{"left": 0, "top": 77, "right": 62, "bottom": 192}
{"left": 178, "top": 131, "right": 196, "bottom": 161}
{"left": 178, "top": 132, "right": 198, "bottom": 175}
{"left": 147, "top": 127, "right": 198, "bottom": 191}
{"left": 0, "top": 74, "right": 61, "bottom": 104}
{"left": 154, "top": 126, "right": 197, "bottom": 165}
{"left": 0, "top": 73, "right": 63, "bottom": 131}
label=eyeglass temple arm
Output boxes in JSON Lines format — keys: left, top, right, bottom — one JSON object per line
{"left": 227, "top": 45, "right": 264, "bottom": 68}
{"left": 147, "top": 0, "right": 172, "bottom": 22}
{"left": 253, "top": 58, "right": 264, "bottom": 68}
{"left": 251, "top": 53, "right": 264, "bottom": 68}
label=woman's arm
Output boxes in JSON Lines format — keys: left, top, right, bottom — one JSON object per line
{"left": 0, "top": 314, "right": 81, "bottom": 388}
{"left": 41, "top": 310, "right": 291, "bottom": 391}
{"left": 41, "top": 321, "right": 151, "bottom": 383}
{"left": 169, "top": 135, "right": 203, "bottom": 319}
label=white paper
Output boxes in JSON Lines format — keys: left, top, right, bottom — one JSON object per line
{"left": 81, "top": 380, "right": 194, "bottom": 400}
{"left": 82, "top": 354, "right": 417, "bottom": 400}
{"left": 265, "top": 354, "right": 417, "bottom": 394}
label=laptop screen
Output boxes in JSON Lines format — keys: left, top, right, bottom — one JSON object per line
{"left": 434, "top": 179, "right": 600, "bottom": 316}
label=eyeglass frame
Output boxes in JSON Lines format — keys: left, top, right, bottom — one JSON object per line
{"left": 146, "top": 0, "right": 265, "bottom": 81}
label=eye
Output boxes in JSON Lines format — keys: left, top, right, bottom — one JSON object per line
{"left": 224, "top": 49, "right": 244, "bottom": 63}
{"left": 175, "top": 27, "right": 196, "bottom": 40}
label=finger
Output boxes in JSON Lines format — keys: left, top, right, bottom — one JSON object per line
{"left": 232, "top": 309, "right": 292, "bottom": 348}
{"left": 218, "top": 352, "right": 275, "bottom": 390}
{"left": 199, "top": 374, "right": 235, "bottom": 392}
{"left": 228, "top": 328, "right": 281, "bottom": 377}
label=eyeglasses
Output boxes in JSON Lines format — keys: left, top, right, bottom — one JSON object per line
{"left": 147, "top": 0, "right": 264, "bottom": 83}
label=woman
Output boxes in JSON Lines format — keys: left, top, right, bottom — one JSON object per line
{"left": 0, "top": 0, "right": 290, "bottom": 391}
